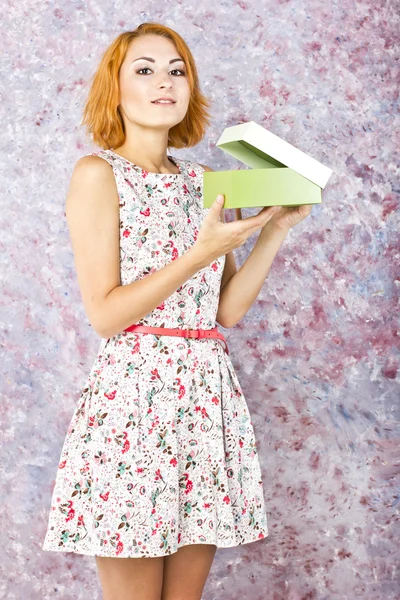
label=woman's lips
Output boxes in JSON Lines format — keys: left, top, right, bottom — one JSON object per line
{"left": 151, "top": 100, "right": 176, "bottom": 105}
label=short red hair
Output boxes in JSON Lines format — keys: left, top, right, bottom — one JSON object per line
{"left": 81, "top": 22, "right": 213, "bottom": 150}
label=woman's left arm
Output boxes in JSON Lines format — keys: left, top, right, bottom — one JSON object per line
{"left": 216, "top": 204, "right": 313, "bottom": 329}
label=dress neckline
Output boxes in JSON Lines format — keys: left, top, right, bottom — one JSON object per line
{"left": 107, "top": 149, "right": 184, "bottom": 176}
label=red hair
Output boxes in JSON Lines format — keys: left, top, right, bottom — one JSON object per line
{"left": 81, "top": 22, "right": 213, "bottom": 150}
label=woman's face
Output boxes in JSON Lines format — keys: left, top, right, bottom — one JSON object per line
{"left": 118, "top": 34, "right": 191, "bottom": 135}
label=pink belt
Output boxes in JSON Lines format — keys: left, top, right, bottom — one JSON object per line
{"left": 123, "top": 324, "right": 229, "bottom": 355}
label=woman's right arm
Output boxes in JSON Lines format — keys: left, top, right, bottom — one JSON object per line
{"left": 65, "top": 156, "right": 209, "bottom": 339}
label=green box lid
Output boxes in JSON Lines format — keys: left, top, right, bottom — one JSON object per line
{"left": 216, "top": 121, "right": 333, "bottom": 189}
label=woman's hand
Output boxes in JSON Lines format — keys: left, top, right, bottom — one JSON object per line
{"left": 259, "top": 203, "right": 313, "bottom": 232}
{"left": 232, "top": 203, "right": 313, "bottom": 233}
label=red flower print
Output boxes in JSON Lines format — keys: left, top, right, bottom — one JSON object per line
{"left": 77, "top": 515, "right": 85, "bottom": 527}
{"left": 100, "top": 491, "right": 110, "bottom": 501}
{"left": 164, "top": 182, "right": 172, "bottom": 188}
{"left": 58, "top": 460, "right": 66, "bottom": 469}
{"left": 188, "top": 170, "right": 196, "bottom": 177}
{"left": 156, "top": 301, "right": 165, "bottom": 310}
{"left": 172, "top": 246, "right": 178, "bottom": 260}
{"left": 116, "top": 539, "right": 124, "bottom": 555}
{"left": 211, "top": 262, "right": 218, "bottom": 271}
{"left": 223, "top": 495, "right": 230, "bottom": 504}
{"left": 150, "top": 369, "right": 161, "bottom": 383}
{"left": 105, "top": 390, "right": 116, "bottom": 400}
{"left": 185, "top": 479, "right": 193, "bottom": 494}
{"left": 66, "top": 506, "right": 75, "bottom": 522}
{"left": 170, "top": 457, "right": 177, "bottom": 467}
{"left": 200, "top": 407, "right": 209, "bottom": 419}
{"left": 258, "top": 533, "right": 265, "bottom": 539}
{"left": 122, "top": 436, "right": 130, "bottom": 454}
{"left": 140, "top": 207, "right": 150, "bottom": 216}
{"left": 123, "top": 229, "right": 131, "bottom": 238}
{"left": 204, "top": 503, "right": 211, "bottom": 509}
{"left": 239, "top": 439, "right": 244, "bottom": 448}
{"left": 212, "top": 396, "right": 219, "bottom": 405}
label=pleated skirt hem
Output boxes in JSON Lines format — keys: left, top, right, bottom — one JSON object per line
{"left": 42, "top": 527, "right": 269, "bottom": 559}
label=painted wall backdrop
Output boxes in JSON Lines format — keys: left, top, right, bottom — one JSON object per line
{"left": 1, "top": 1, "right": 398, "bottom": 599}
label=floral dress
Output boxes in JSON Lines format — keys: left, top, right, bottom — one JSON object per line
{"left": 42, "top": 149, "right": 269, "bottom": 558}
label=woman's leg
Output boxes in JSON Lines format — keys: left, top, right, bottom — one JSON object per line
{"left": 161, "top": 544, "right": 217, "bottom": 600}
{"left": 95, "top": 555, "right": 164, "bottom": 600}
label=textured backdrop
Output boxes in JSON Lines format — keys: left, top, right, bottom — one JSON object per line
{"left": 1, "top": 1, "right": 399, "bottom": 599}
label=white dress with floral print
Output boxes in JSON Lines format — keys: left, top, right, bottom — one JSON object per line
{"left": 42, "top": 149, "right": 269, "bottom": 558}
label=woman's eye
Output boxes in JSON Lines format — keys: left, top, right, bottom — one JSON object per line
{"left": 136, "top": 68, "right": 186, "bottom": 76}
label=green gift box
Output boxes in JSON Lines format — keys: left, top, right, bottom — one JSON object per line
{"left": 203, "top": 121, "right": 333, "bottom": 208}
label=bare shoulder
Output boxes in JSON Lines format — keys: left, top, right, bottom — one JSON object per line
{"left": 66, "top": 154, "right": 117, "bottom": 213}
{"left": 198, "top": 163, "right": 214, "bottom": 172}
{"left": 71, "top": 154, "right": 114, "bottom": 181}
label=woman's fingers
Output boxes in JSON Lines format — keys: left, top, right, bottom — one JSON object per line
{"left": 226, "top": 205, "right": 280, "bottom": 235}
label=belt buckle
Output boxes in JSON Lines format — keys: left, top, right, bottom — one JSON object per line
{"left": 185, "top": 329, "right": 199, "bottom": 339}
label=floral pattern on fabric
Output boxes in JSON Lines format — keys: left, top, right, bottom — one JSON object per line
{"left": 42, "top": 150, "right": 269, "bottom": 557}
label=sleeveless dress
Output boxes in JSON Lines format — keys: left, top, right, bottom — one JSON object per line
{"left": 42, "top": 149, "right": 269, "bottom": 558}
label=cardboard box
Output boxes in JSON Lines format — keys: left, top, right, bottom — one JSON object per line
{"left": 203, "top": 121, "right": 333, "bottom": 208}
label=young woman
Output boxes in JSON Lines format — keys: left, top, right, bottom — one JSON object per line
{"left": 42, "top": 22, "right": 311, "bottom": 600}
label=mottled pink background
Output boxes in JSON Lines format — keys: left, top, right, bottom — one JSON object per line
{"left": 1, "top": 1, "right": 399, "bottom": 599}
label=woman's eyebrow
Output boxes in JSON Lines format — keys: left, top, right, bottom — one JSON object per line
{"left": 131, "top": 57, "right": 185, "bottom": 64}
